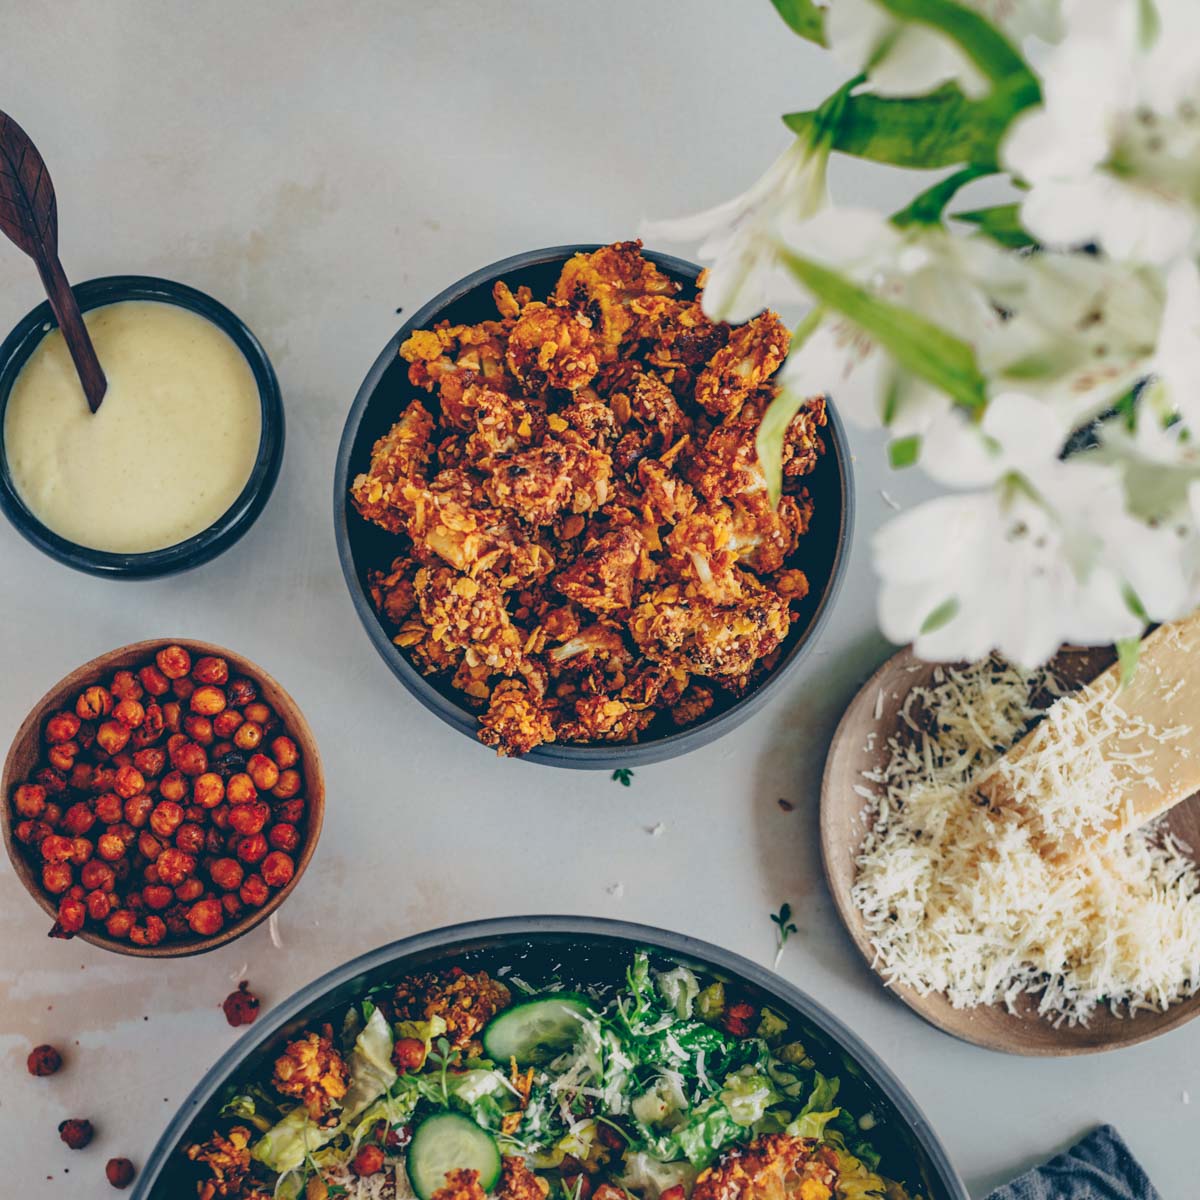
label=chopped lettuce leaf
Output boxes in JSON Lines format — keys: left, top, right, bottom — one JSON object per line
{"left": 756, "top": 1008, "right": 788, "bottom": 1042}
{"left": 695, "top": 982, "right": 725, "bottom": 1021}
{"left": 618, "top": 1152, "right": 698, "bottom": 1199}
{"left": 395, "top": 1014, "right": 448, "bottom": 1057}
{"left": 719, "top": 1068, "right": 780, "bottom": 1126}
{"left": 656, "top": 966, "right": 700, "bottom": 1019}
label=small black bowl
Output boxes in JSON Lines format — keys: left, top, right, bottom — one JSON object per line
{"left": 334, "top": 245, "right": 853, "bottom": 768}
{"left": 131, "top": 917, "right": 968, "bottom": 1200}
{"left": 0, "top": 275, "right": 284, "bottom": 578}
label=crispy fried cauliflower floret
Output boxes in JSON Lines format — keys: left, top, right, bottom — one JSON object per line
{"left": 186, "top": 1125, "right": 254, "bottom": 1199}
{"left": 431, "top": 1168, "right": 488, "bottom": 1200}
{"left": 552, "top": 528, "right": 644, "bottom": 614}
{"left": 350, "top": 400, "right": 436, "bottom": 533}
{"left": 416, "top": 567, "right": 529, "bottom": 677}
{"left": 464, "top": 386, "right": 544, "bottom": 463}
{"left": 506, "top": 302, "right": 600, "bottom": 391}
{"left": 728, "top": 491, "right": 809, "bottom": 575}
{"left": 622, "top": 370, "right": 691, "bottom": 448}
{"left": 694, "top": 312, "right": 790, "bottom": 419}
{"left": 671, "top": 682, "right": 715, "bottom": 726}
{"left": 638, "top": 459, "right": 698, "bottom": 527}
{"left": 557, "top": 694, "right": 656, "bottom": 743}
{"left": 271, "top": 1032, "right": 349, "bottom": 1121}
{"left": 369, "top": 556, "right": 420, "bottom": 626}
{"left": 393, "top": 969, "right": 512, "bottom": 1049}
{"left": 485, "top": 438, "right": 612, "bottom": 526}
{"left": 634, "top": 295, "right": 730, "bottom": 377}
{"left": 495, "top": 1156, "right": 551, "bottom": 1200}
{"left": 692, "top": 1135, "right": 840, "bottom": 1200}
{"left": 478, "top": 679, "right": 558, "bottom": 755}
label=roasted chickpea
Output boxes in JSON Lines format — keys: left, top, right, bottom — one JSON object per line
{"left": 192, "top": 655, "right": 230, "bottom": 686}
{"left": 142, "top": 884, "right": 173, "bottom": 910}
{"left": 209, "top": 806, "right": 230, "bottom": 833}
{"left": 106, "top": 1157, "right": 137, "bottom": 1189}
{"left": 175, "top": 822, "right": 206, "bottom": 855}
{"left": 183, "top": 715, "right": 215, "bottom": 746}
{"left": 13, "top": 783, "right": 47, "bottom": 819}
{"left": 269, "top": 735, "right": 300, "bottom": 770}
{"left": 162, "top": 701, "right": 182, "bottom": 733}
{"left": 124, "top": 793, "right": 154, "bottom": 828}
{"left": 61, "top": 802, "right": 96, "bottom": 837}
{"left": 239, "top": 874, "right": 270, "bottom": 907}
{"left": 275, "top": 797, "right": 306, "bottom": 824}
{"left": 392, "top": 1037, "right": 427, "bottom": 1073}
{"left": 76, "top": 686, "right": 113, "bottom": 720}
{"left": 157, "top": 847, "right": 197, "bottom": 886}
{"left": 27, "top": 1044, "right": 63, "bottom": 1076}
{"left": 15, "top": 819, "right": 51, "bottom": 847}
{"left": 228, "top": 801, "right": 269, "bottom": 836}
{"left": 226, "top": 774, "right": 257, "bottom": 805}
{"left": 45, "top": 711, "right": 81, "bottom": 744}
{"left": 75, "top": 722, "right": 96, "bottom": 751}
{"left": 352, "top": 1145, "right": 386, "bottom": 1177}
{"left": 113, "top": 765, "right": 146, "bottom": 798}
{"left": 175, "top": 877, "right": 204, "bottom": 902}
{"left": 159, "top": 771, "right": 188, "bottom": 802}
{"left": 36, "top": 766, "right": 68, "bottom": 794}
{"left": 81, "top": 860, "right": 116, "bottom": 891}
{"left": 237, "top": 833, "right": 269, "bottom": 865}
{"left": 233, "top": 721, "right": 263, "bottom": 751}
{"left": 42, "top": 802, "right": 63, "bottom": 828}
{"left": 47, "top": 742, "right": 79, "bottom": 773}
{"left": 96, "top": 720, "right": 132, "bottom": 757}
{"left": 130, "top": 916, "right": 167, "bottom": 946}
{"left": 170, "top": 741, "right": 208, "bottom": 778}
{"left": 272, "top": 769, "right": 302, "bottom": 800}
{"left": 210, "top": 857, "right": 244, "bottom": 891}
{"left": 267, "top": 823, "right": 301, "bottom": 853}
{"left": 186, "top": 898, "right": 224, "bottom": 937}
{"left": 43, "top": 862, "right": 73, "bottom": 894}
{"left": 138, "top": 664, "right": 171, "bottom": 696}
{"left": 220, "top": 892, "right": 243, "bottom": 920}
{"left": 243, "top": 702, "right": 272, "bottom": 726}
{"left": 171, "top": 675, "right": 196, "bottom": 703}
{"left": 113, "top": 699, "right": 145, "bottom": 730}
{"left": 186, "top": 778, "right": 222, "bottom": 819}
{"left": 246, "top": 754, "right": 280, "bottom": 791}
{"left": 40, "top": 834, "right": 74, "bottom": 863}
{"left": 261, "top": 852, "right": 295, "bottom": 889}
{"left": 105, "top": 908, "right": 135, "bottom": 939}
{"left": 110, "top": 670, "right": 143, "bottom": 701}
{"left": 68, "top": 837, "right": 93, "bottom": 865}
{"left": 138, "top": 831, "right": 163, "bottom": 861}
{"left": 213, "top": 709, "right": 244, "bottom": 738}
{"left": 227, "top": 677, "right": 257, "bottom": 707}
{"left": 86, "top": 889, "right": 113, "bottom": 922}
{"left": 156, "top": 645, "right": 191, "bottom": 679}
{"left": 96, "top": 832, "right": 128, "bottom": 862}
{"left": 69, "top": 763, "right": 94, "bottom": 791}
{"left": 189, "top": 685, "right": 227, "bottom": 717}
{"left": 149, "top": 801, "right": 184, "bottom": 839}
{"left": 132, "top": 747, "right": 166, "bottom": 778}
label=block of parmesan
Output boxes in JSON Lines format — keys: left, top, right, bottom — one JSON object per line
{"left": 972, "top": 612, "right": 1200, "bottom": 862}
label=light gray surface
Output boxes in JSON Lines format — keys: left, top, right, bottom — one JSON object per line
{"left": 0, "top": 3, "right": 1193, "bottom": 1196}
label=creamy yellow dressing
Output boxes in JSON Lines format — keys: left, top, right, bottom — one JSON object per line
{"left": 4, "top": 300, "right": 262, "bottom": 554}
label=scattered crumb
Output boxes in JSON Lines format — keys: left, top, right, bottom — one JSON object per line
{"left": 606, "top": 882, "right": 625, "bottom": 898}
{"left": 777, "top": 798, "right": 795, "bottom": 812}
{"left": 645, "top": 822, "right": 665, "bottom": 837}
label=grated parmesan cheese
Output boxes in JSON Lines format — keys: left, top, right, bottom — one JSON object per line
{"left": 852, "top": 655, "right": 1200, "bottom": 1025}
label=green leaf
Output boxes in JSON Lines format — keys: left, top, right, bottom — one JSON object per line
{"left": 952, "top": 203, "right": 1037, "bottom": 249}
{"left": 888, "top": 435, "right": 922, "bottom": 468}
{"left": 770, "top": 0, "right": 826, "bottom": 43}
{"left": 785, "top": 78, "right": 1034, "bottom": 170}
{"left": 920, "top": 597, "right": 960, "bottom": 634}
{"left": 778, "top": 247, "right": 989, "bottom": 410}
{"left": 1122, "top": 584, "right": 1149, "bottom": 623}
{"left": 893, "top": 165, "right": 994, "bottom": 227}
{"left": 612, "top": 768, "right": 634, "bottom": 787}
{"left": 1116, "top": 635, "right": 1141, "bottom": 687}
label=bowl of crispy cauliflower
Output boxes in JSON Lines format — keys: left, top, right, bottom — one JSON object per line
{"left": 335, "top": 243, "right": 851, "bottom": 766}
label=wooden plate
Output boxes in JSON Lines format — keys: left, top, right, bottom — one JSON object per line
{"left": 821, "top": 644, "right": 1200, "bottom": 1055}
{"left": 1, "top": 638, "right": 324, "bottom": 958}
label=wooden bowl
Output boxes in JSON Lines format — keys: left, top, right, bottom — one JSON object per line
{"left": 1, "top": 638, "right": 324, "bottom": 958}
{"left": 821, "top": 644, "right": 1200, "bottom": 1055}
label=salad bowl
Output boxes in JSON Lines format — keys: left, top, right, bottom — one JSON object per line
{"left": 132, "top": 916, "right": 966, "bottom": 1199}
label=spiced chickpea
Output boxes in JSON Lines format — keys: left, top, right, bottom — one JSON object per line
{"left": 226, "top": 774, "right": 257, "bottom": 805}
{"left": 170, "top": 740, "right": 208, "bottom": 777}
{"left": 269, "top": 824, "right": 301, "bottom": 853}
{"left": 47, "top": 742, "right": 78, "bottom": 772}
{"left": 162, "top": 701, "right": 182, "bottom": 733}
{"left": 352, "top": 1145, "right": 386, "bottom": 1177}
{"left": 229, "top": 802, "right": 269, "bottom": 837}
{"left": 106, "top": 909, "right": 135, "bottom": 939}
{"left": 184, "top": 715, "right": 215, "bottom": 746}
{"left": 261, "top": 852, "right": 295, "bottom": 889}
{"left": 150, "top": 801, "right": 184, "bottom": 839}
{"left": 237, "top": 834, "right": 269, "bottom": 865}
{"left": 13, "top": 783, "right": 46, "bottom": 819}
{"left": 27, "top": 1044, "right": 62, "bottom": 1076}
{"left": 16, "top": 819, "right": 51, "bottom": 847}
{"left": 192, "top": 655, "right": 230, "bottom": 685}
{"left": 139, "top": 664, "right": 171, "bottom": 696}
{"left": 69, "top": 763, "right": 94, "bottom": 791}
{"left": 187, "top": 898, "right": 224, "bottom": 937}
{"left": 124, "top": 793, "right": 155, "bottom": 828}
{"left": 142, "top": 884, "right": 173, "bottom": 910}
{"left": 61, "top": 803, "right": 96, "bottom": 837}
{"left": 171, "top": 678, "right": 195, "bottom": 703}
{"left": 159, "top": 771, "right": 188, "bottom": 802}
{"left": 130, "top": 916, "right": 167, "bottom": 946}
{"left": 156, "top": 645, "right": 191, "bottom": 679}
{"left": 111, "top": 670, "right": 144, "bottom": 701}
{"left": 45, "top": 711, "right": 81, "bottom": 744}
{"left": 106, "top": 1157, "right": 137, "bottom": 1189}
{"left": 96, "top": 720, "right": 132, "bottom": 757}
{"left": 97, "top": 832, "right": 128, "bottom": 862}
{"left": 275, "top": 797, "right": 305, "bottom": 824}
{"left": 213, "top": 709, "right": 243, "bottom": 738}
{"left": 221, "top": 892, "right": 243, "bottom": 920}
{"left": 227, "top": 677, "right": 257, "bottom": 707}
{"left": 113, "top": 766, "right": 146, "bottom": 799}
{"left": 210, "top": 858, "right": 244, "bottom": 891}
{"left": 209, "top": 805, "right": 230, "bottom": 832}
{"left": 175, "top": 877, "right": 204, "bottom": 903}
{"left": 81, "top": 861, "right": 115, "bottom": 892}
{"left": 175, "top": 823, "right": 206, "bottom": 855}
{"left": 40, "top": 834, "right": 74, "bottom": 863}
{"left": 43, "top": 862, "right": 73, "bottom": 894}
{"left": 157, "top": 847, "right": 197, "bottom": 885}
{"left": 239, "top": 874, "right": 270, "bottom": 907}
{"left": 269, "top": 735, "right": 300, "bottom": 770}
{"left": 68, "top": 838, "right": 93, "bottom": 865}
{"left": 55, "top": 897, "right": 86, "bottom": 934}
{"left": 233, "top": 721, "right": 263, "bottom": 751}
{"left": 272, "top": 769, "right": 302, "bottom": 800}
{"left": 242, "top": 701, "right": 271, "bottom": 726}
{"left": 37, "top": 766, "right": 68, "bottom": 794}
{"left": 190, "top": 685, "right": 227, "bottom": 717}
{"left": 113, "top": 699, "right": 145, "bottom": 730}
{"left": 76, "top": 686, "right": 113, "bottom": 720}
{"left": 245, "top": 754, "right": 279, "bottom": 791}
{"left": 86, "top": 890, "right": 113, "bottom": 921}
{"left": 138, "top": 831, "right": 163, "bottom": 861}
{"left": 42, "top": 802, "right": 62, "bottom": 828}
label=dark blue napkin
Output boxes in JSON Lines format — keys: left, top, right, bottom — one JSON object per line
{"left": 985, "top": 1126, "right": 1161, "bottom": 1200}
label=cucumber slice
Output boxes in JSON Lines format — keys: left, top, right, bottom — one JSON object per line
{"left": 407, "top": 1112, "right": 502, "bottom": 1200}
{"left": 482, "top": 994, "right": 594, "bottom": 1064}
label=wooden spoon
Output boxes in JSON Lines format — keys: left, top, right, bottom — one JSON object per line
{"left": 973, "top": 610, "right": 1200, "bottom": 862}
{"left": 0, "top": 111, "right": 106, "bottom": 412}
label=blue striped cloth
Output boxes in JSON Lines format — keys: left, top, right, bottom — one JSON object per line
{"left": 985, "top": 1127, "right": 1161, "bottom": 1200}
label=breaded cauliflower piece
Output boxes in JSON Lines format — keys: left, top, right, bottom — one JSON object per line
{"left": 637, "top": 459, "right": 698, "bottom": 527}
{"left": 403, "top": 321, "right": 513, "bottom": 424}
{"left": 728, "top": 491, "right": 809, "bottom": 575}
{"left": 694, "top": 312, "right": 790, "bottom": 419}
{"left": 271, "top": 1032, "right": 350, "bottom": 1121}
{"left": 393, "top": 969, "right": 512, "bottom": 1048}
{"left": 552, "top": 528, "right": 644, "bottom": 614}
{"left": 559, "top": 388, "right": 620, "bottom": 449}
{"left": 485, "top": 438, "right": 612, "bottom": 526}
{"left": 350, "top": 400, "right": 436, "bottom": 533}
{"left": 633, "top": 295, "right": 730, "bottom": 376}
{"left": 557, "top": 694, "right": 656, "bottom": 743}
{"left": 692, "top": 1135, "right": 840, "bottom": 1200}
{"left": 464, "top": 386, "right": 545, "bottom": 463}
{"left": 186, "top": 1125, "right": 254, "bottom": 1200}
{"left": 431, "top": 1168, "right": 488, "bottom": 1200}
{"left": 671, "top": 682, "right": 715, "bottom": 727}
{"left": 496, "top": 1157, "right": 550, "bottom": 1200}
{"left": 623, "top": 370, "right": 691, "bottom": 448}
{"left": 506, "top": 302, "right": 600, "bottom": 391}
{"left": 369, "top": 556, "right": 420, "bottom": 627}
{"left": 478, "top": 680, "right": 558, "bottom": 755}
{"left": 415, "top": 566, "right": 529, "bottom": 677}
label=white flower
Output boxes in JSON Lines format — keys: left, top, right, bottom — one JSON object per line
{"left": 1002, "top": 0, "right": 1200, "bottom": 263}
{"left": 826, "top": 0, "right": 1062, "bottom": 100}
{"left": 642, "top": 138, "right": 828, "bottom": 322}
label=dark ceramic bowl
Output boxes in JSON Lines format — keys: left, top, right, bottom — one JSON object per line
{"left": 0, "top": 275, "right": 284, "bottom": 578}
{"left": 132, "top": 916, "right": 966, "bottom": 1200}
{"left": 334, "top": 245, "right": 853, "bottom": 768}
